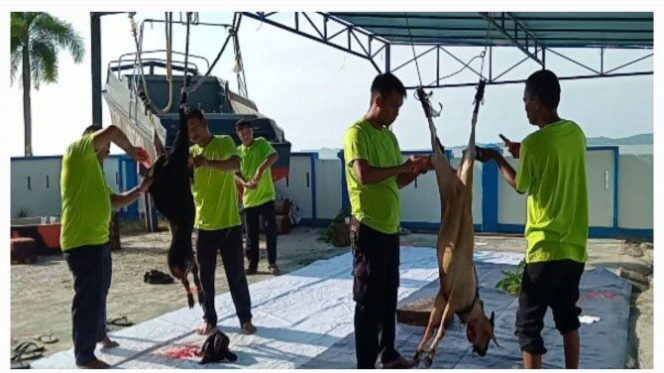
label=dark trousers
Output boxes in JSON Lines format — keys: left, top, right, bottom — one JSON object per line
{"left": 196, "top": 226, "right": 252, "bottom": 327}
{"left": 515, "top": 259, "right": 585, "bottom": 355}
{"left": 64, "top": 242, "right": 112, "bottom": 366}
{"left": 350, "top": 217, "right": 400, "bottom": 369}
{"left": 244, "top": 200, "right": 278, "bottom": 269}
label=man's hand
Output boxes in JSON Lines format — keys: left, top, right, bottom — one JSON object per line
{"left": 253, "top": 169, "right": 264, "bottom": 183}
{"left": 411, "top": 155, "right": 433, "bottom": 174}
{"left": 499, "top": 134, "right": 521, "bottom": 159}
{"left": 128, "top": 146, "right": 150, "bottom": 164}
{"left": 138, "top": 176, "right": 153, "bottom": 193}
{"left": 400, "top": 158, "right": 414, "bottom": 174}
{"left": 192, "top": 155, "right": 209, "bottom": 168}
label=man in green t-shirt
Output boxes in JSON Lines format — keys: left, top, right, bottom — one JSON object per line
{"left": 60, "top": 124, "right": 151, "bottom": 369}
{"left": 234, "top": 120, "right": 280, "bottom": 275}
{"left": 477, "top": 70, "right": 588, "bottom": 369}
{"left": 344, "top": 73, "right": 433, "bottom": 369}
{"left": 188, "top": 109, "right": 256, "bottom": 336}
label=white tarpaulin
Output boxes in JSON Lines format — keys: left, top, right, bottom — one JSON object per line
{"left": 33, "top": 248, "right": 523, "bottom": 369}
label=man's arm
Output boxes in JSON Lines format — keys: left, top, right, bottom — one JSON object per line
{"left": 352, "top": 159, "right": 412, "bottom": 185}
{"left": 252, "top": 152, "right": 279, "bottom": 181}
{"left": 478, "top": 149, "right": 519, "bottom": 191}
{"left": 396, "top": 171, "right": 418, "bottom": 189}
{"left": 234, "top": 171, "right": 256, "bottom": 189}
{"left": 110, "top": 177, "right": 152, "bottom": 209}
{"left": 234, "top": 171, "right": 248, "bottom": 184}
{"left": 495, "top": 154, "right": 518, "bottom": 191}
{"left": 92, "top": 125, "right": 142, "bottom": 160}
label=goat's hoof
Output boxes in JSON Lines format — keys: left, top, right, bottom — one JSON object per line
{"left": 423, "top": 352, "right": 434, "bottom": 368}
{"left": 413, "top": 351, "right": 423, "bottom": 368}
{"left": 187, "top": 296, "right": 195, "bottom": 309}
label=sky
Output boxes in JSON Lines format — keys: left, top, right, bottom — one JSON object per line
{"left": 8, "top": 11, "right": 654, "bottom": 157}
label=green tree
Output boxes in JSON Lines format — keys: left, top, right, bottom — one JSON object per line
{"left": 10, "top": 12, "right": 85, "bottom": 156}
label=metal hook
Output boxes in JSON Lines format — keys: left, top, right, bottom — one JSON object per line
{"left": 431, "top": 102, "right": 443, "bottom": 118}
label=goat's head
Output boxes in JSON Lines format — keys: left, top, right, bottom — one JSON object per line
{"left": 168, "top": 250, "right": 193, "bottom": 280}
{"left": 466, "top": 301, "right": 499, "bottom": 357}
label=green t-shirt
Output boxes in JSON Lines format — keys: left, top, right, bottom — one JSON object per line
{"left": 190, "top": 135, "right": 242, "bottom": 230}
{"left": 237, "top": 137, "right": 277, "bottom": 208}
{"left": 344, "top": 119, "right": 402, "bottom": 234}
{"left": 60, "top": 133, "right": 112, "bottom": 251}
{"left": 516, "top": 119, "right": 589, "bottom": 264}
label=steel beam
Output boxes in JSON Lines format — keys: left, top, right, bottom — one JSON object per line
{"left": 479, "top": 12, "right": 543, "bottom": 65}
{"left": 242, "top": 12, "right": 388, "bottom": 73}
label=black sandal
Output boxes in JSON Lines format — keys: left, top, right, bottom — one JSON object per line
{"left": 11, "top": 341, "right": 45, "bottom": 362}
{"left": 108, "top": 315, "right": 134, "bottom": 327}
{"left": 10, "top": 360, "right": 30, "bottom": 369}
{"left": 35, "top": 332, "right": 59, "bottom": 344}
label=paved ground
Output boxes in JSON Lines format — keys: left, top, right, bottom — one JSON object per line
{"left": 10, "top": 225, "right": 652, "bottom": 368}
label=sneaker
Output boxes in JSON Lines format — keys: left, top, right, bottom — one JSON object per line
{"left": 241, "top": 321, "right": 257, "bottom": 335}
{"left": 268, "top": 265, "right": 281, "bottom": 276}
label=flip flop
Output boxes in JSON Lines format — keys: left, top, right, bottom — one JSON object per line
{"left": 10, "top": 360, "right": 30, "bottom": 369}
{"left": 35, "top": 333, "right": 59, "bottom": 344}
{"left": 108, "top": 315, "right": 134, "bottom": 327}
{"left": 11, "top": 341, "right": 45, "bottom": 361}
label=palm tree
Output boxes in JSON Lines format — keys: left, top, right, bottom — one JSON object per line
{"left": 10, "top": 12, "right": 85, "bottom": 157}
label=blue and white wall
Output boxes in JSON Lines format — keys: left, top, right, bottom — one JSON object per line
{"left": 10, "top": 147, "right": 653, "bottom": 239}
{"left": 276, "top": 148, "right": 653, "bottom": 239}
{"left": 10, "top": 155, "right": 140, "bottom": 220}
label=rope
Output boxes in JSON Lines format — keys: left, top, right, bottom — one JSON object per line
{"left": 404, "top": 13, "right": 423, "bottom": 87}
{"left": 128, "top": 12, "right": 174, "bottom": 113}
{"left": 181, "top": 11, "right": 191, "bottom": 103}
{"left": 404, "top": 13, "right": 443, "bottom": 154}
{"left": 183, "top": 14, "right": 237, "bottom": 95}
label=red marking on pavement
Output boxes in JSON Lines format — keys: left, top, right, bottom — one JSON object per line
{"left": 159, "top": 345, "right": 202, "bottom": 359}
{"left": 585, "top": 290, "right": 621, "bottom": 300}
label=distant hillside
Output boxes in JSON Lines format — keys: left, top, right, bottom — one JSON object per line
{"left": 473, "top": 133, "right": 653, "bottom": 148}
{"left": 304, "top": 133, "right": 653, "bottom": 157}
{"left": 586, "top": 133, "right": 653, "bottom": 146}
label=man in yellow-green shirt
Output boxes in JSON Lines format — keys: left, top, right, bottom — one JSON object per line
{"left": 344, "top": 73, "right": 433, "bottom": 369}
{"left": 477, "top": 70, "right": 588, "bottom": 369}
{"left": 234, "top": 120, "right": 280, "bottom": 276}
{"left": 188, "top": 109, "right": 256, "bottom": 337}
{"left": 60, "top": 124, "right": 151, "bottom": 369}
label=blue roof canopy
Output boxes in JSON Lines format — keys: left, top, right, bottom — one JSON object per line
{"left": 329, "top": 12, "right": 653, "bottom": 49}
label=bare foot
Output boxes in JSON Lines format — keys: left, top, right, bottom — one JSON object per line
{"left": 99, "top": 336, "right": 119, "bottom": 349}
{"left": 197, "top": 322, "right": 217, "bottom": 335}
{"left": 77, "top": 357, "right": 110, "bottom": 369}
{"left": 242, "top": 321, "right": 257, "bottom": 335}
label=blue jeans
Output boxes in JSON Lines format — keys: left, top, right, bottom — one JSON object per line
{"left": 64, "top": 242, "right": 112, "bottom": 365}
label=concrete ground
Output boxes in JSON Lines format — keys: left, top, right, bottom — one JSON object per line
{"left": 10, "top": 226, "right": 652, "bottom": 368}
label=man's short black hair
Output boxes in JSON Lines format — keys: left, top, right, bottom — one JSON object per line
{"left": 525, "top": 70, "right": 561, "bottom": 110}
{"left": 370, "top": 72, "right": 406, "bottom": 99}
{"left": 235, "top": 119, "right": 253, "bottom": 131}
{"left": 82, "top": 124, "right": 102, "bottom": 135}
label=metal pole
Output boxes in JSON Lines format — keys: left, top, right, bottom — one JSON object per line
{"left": 91, "top": 13, "right": 102, "bottom": 125}
{"left": 385, "top": 44, "right": 391, "bottom": 73}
